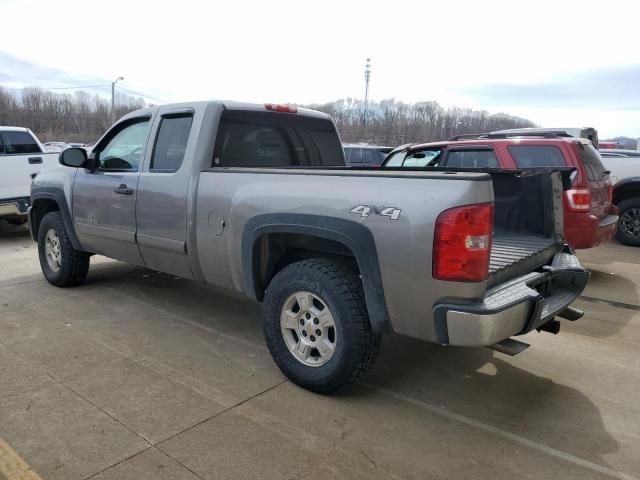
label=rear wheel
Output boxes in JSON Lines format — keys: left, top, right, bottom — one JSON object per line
{"left": 262, "top": 258, "right": 381, "bottom": 394}
{"left": 37, "top": 212, "right": 90, "bottom": 287}
{"left": 616, "top": 198, "right": 640, "bottom": 247}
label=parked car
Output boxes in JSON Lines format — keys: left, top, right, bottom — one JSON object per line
{"left": 30, "top": 101, "right": 588, "bottom": 393}
{"left": 383, "top": 132, "right": 618, "bottom": 250}
{"left": 42, "top": 141, "right": 69, "bottom": 153}
{"left": 0, "top": 127, "right": 59, "bottom": 224}
{"left": 597, "top": 152, "right": 640, "bottom": 245}
{"left": 343, "top": 144, "right": 393, "bottom": 166}
{"left": 599, "top": 149, "right": 640, "bottom": 158}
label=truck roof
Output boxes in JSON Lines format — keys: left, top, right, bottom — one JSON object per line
{"left": 121, "top": 100, "right": 331, "bottom": 121}
{"left": 0, "top": 126, "right": 30, "bottom": 132}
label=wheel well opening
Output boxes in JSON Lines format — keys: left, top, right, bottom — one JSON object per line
{"left": 31, "top": 199, "right": 60, "bottom": 238}
{"left": 252, "top": 233, "right": 358, "bottom": 300}
{"left": 613, "top": 182, "right": 640, "bottom": 206}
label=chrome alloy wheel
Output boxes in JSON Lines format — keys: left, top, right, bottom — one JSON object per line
{"left": 620, "top": 208, "right": 640, "bottom": 239}
{"left": 45, "top": 229, "right": 62, "bottom": 272}
{"left": 280, "top": 291, "right": 337, "bottom": 367}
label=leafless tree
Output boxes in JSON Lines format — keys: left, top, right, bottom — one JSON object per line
{"left": 302, "top": 98, "right": 536, "bottom": 145}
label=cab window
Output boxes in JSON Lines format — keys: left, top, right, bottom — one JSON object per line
{"left": 403, "top": 148, "right": 443, "bottom": 167}
{"left": 0, "top": 130, "right": 41, "bottom": 154}
{"left": 150, "top": 115, "right": 193, "bottom": 172}
{"left": 97, "top": 119, "right": 151, "bottom": 171}
{"left": 445, "top": 149, "right": 498, "bottom": 168}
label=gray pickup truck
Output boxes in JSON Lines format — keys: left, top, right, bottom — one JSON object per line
{"left": 29, "top": 101, "right": 589, "bottom": 393}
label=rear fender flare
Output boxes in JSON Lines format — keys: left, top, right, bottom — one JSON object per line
{"left": 241, "top": 213, "right": 392, "bottom": 334}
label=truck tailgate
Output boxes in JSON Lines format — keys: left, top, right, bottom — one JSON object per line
{"left": 485, "top": 169, "right": 569, "bottom": 287}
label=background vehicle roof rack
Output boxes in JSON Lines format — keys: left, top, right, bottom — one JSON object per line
{"left": 487, "top": 131, "right": 564, "bottom": 139}
{"left": 448, "top": 133, "right": 490, "bottom": 141}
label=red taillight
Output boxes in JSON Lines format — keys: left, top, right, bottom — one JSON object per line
{"left": 433, "top": 203, "right": 493, "bottom": 282}
{"left": 566, "top": 188, "right": 591, "bottom": 212}
{"left": 264, "top": 103, "right": 297, "bottom": 113}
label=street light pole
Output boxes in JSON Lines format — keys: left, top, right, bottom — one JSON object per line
{"left": 363, "top": 58, "right": 371, "bottom": 139}
{"left": 111, "top": 76, "right": 124, "bottom": 121}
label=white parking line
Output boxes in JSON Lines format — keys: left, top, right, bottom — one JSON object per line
{"left": 363, "top": 383, "right": 638, "bottom": 480}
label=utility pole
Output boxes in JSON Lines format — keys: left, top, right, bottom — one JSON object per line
{"left": 111, "top": 76, "right": 124, "bottom": 121}
{"left": 363, "top": 58, "right": 371, "bottom": 139}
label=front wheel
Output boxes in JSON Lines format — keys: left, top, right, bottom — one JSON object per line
{"left": 262, "top": 259, "right": 381, "bottom": 394}
{"left": 616, "top": 198, "right": 640, "bottom": 247}
{"left": 37, "top": 211, "right": 90, "bottom": 287}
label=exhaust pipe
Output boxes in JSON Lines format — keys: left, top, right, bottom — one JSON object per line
{"left": 558, "top": 306, "right": 584, "bottom": 321}
{"left": 537, "top": 319, "right": 561, "bottom": 334}
{"left": 489, "top": 338, "right": 530, "bottom": 356}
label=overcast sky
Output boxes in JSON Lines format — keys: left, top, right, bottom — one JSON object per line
{"left": 1, "top": 0, "right": 639, "bottom": 138}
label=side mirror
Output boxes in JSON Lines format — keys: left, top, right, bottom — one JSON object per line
{"left": 59, "top": 147, "right": 88, "bottom": 168}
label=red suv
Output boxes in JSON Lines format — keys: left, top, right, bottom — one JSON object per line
{"left": 383, "top": 134, "right": 618, "bottom": 249}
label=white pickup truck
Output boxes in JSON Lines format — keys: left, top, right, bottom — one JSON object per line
{"left": 0, "top": 127, "right": 59, "bottom": 224}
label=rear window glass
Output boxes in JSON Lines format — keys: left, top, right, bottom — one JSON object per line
{"left": 508, "top": 145, "right": 566, "bottom": 168}
{"left": 151, "top": 115, "right": 193, "bottom": 172}
{"left": 213, "top": 111, "right": 344, "bottom": 167}
{"left": 446, "top": 149, "right": 498, "bottom": 168}
{"left": 578, "top": 144, "right": 608, "bottom": 181}
{"left": 1, "top": 130, "right": 40, "bottom": 154}
{"left": 344, "top": 147, "right": 361, "bottom": 165}
{"left": 0, "top": 135, "right": 4, "bottom": 154}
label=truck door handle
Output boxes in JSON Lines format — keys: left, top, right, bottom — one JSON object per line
{"left": 114, "top": 184, "right": 134, "bottom": 195}
{"left": 28, "top": 157, "right": 43, "bottom": 164}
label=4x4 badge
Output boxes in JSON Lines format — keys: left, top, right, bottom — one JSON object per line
{"left": 349, "top": 205, "right": 401, "bottom": 221}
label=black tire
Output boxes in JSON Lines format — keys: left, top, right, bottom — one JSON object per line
{"left": 37, "top": 211, "right": 90, "bottom": 287}
{"left": 615, "top": 198, "right": 640, "bottom": 247}
{"left": 262, "top": 258, "right": 381, "bottom": 394}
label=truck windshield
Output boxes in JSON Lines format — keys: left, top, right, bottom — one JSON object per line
{"left": 213, "top": 110, "right": 344, "bottom": 167}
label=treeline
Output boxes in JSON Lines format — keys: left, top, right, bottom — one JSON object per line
{"left": 302, "top": 98, "right": 536, "bottom": 145}
{"left": 0, "top": 87, "right": 147, "bottom": 143}
{"left": 0, "top": 87, "right": 536, "bottom": 146}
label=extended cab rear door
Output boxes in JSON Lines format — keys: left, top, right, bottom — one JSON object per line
{"left": 136, "top": 107, "right": 197, "bottom": 278}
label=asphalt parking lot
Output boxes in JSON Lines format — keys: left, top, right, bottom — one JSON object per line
{"left": 1, "top": 221, "right": 639, "bottom": 480}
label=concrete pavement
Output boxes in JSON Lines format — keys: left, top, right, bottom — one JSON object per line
{"left": 0, "top": 221, "right": 638, "bottom": 480}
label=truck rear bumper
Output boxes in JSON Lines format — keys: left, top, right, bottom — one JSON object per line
{"left": 432, "top": 248, "right": 589, "bottom": 347}
{"left": 0, "top": 197, "right": 30, "bottom": 219}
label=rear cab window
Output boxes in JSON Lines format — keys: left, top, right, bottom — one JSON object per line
{"left": 0, "top": 130, "right": 41, "bottom": 154}
{"left": 213, "top": 110, "right": 344, "bottom": 168}
{"left": 507, "top": 145, "right": 566, "bottom": 168}
{"left": 151, "top": 114, "right": 193, "bottom": 172}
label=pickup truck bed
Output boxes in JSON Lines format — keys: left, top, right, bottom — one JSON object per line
{"left": 490, "top": 234, "right": 556, "bottom": 279}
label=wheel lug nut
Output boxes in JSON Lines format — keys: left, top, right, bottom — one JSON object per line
{"left": 305, "top": 313, "right": 311, "bottom": 319}
{"left": 310, "top": 335, "right": 316, "bottom": 342}
{"left": 316, "top": 329, "right": 321, "bottom": 336}
{"left": 313, "top": 318, "right": 319, "bottom": 325}
{"left": 299, "top": 319, "right": 305, "bottom": 326}
{"left": 301, "top": 331, "right": 307, "bottom": 337}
